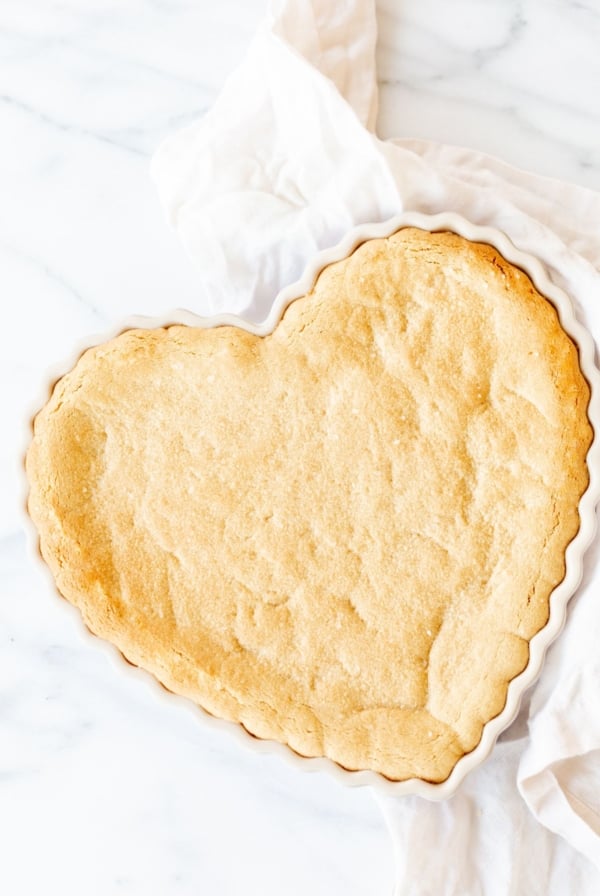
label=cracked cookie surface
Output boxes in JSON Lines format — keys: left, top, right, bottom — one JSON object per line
{"left": 26, "top": 228, "right": 592, "bottom": 782}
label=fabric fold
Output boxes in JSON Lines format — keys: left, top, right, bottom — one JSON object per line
{"left": 151, "top": 0, "right": 600, "bottom": 888}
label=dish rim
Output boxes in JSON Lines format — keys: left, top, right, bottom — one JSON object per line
{"left": 22, "top": 210, "right": 600, "bottom": 799}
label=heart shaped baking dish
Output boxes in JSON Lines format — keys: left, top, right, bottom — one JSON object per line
{"left": 25, "top": 213, "right": 600, "bottom": 799}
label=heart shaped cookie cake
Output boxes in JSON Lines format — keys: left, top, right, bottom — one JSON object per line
{"left": 26, "top": 228, "right": 592, "bottom": 783}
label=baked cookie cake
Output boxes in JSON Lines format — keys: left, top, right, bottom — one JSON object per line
{"left": 26, "top": 228, "right": 592, "bottom": 783}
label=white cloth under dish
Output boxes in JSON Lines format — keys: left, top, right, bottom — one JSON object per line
{"left": 151, "top": 1, "right": 600, "bottom": 891}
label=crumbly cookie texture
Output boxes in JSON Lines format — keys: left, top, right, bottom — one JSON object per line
{"left": 27, "top": 228, "right": 592, "bottom": 782}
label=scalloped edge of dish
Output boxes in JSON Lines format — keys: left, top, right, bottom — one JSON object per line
{"left": 22, "top": 210, "right": 600, "bottom": 799}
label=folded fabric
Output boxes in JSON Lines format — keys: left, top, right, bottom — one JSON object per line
{"left": 151, "top": 0, "right": 600, "bottom": 890}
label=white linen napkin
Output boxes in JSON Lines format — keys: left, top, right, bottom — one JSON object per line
{"left": 151, "top": 0, "right": 600, "bottom": 891}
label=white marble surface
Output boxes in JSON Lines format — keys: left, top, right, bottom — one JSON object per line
{"left": 1, "top": 1, "right": 599, "bottom": 893}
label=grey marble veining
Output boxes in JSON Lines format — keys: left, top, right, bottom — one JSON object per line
{"left": 376, "top": 0, "right": 600, "bottom": 190}
{"left": 1, "top": 1, "right": 599, "bottom": 893}
{"left": 1, "top": 535, "right": 391, "bottom": 895}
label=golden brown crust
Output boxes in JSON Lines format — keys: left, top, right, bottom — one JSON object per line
{"left": 26, "top": 228, "right": 592, "bottom": 782}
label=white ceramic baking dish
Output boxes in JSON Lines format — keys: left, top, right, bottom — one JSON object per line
{"left": 22, "top": 211, "right": 600, "bottom": 799}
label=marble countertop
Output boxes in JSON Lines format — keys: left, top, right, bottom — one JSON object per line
{"left": 2, "top": 1, "right": 599, "bottom": 894}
